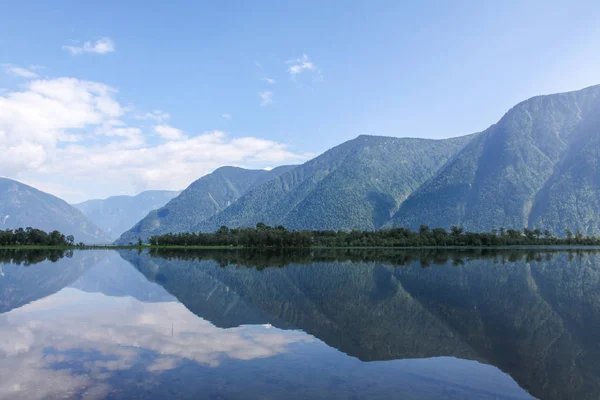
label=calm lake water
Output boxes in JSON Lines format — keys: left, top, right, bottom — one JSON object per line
{"left": 1, "top": 248, "right": 599, "bottom": 399}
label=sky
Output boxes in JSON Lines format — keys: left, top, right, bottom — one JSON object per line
{"left": 1, "top": 0, "right": 600, "bottom": 203}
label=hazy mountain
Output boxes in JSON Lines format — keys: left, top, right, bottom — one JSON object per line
{"left": 391, "top": 84, "right": 600, "bottom": 235}
{"left": 73, "top": 190, "right": 180, "bottom": 240}
{"left": 0, "top": 178, "right": 111, "bottom": 244}
{"left": 196, "top": 135, "right": 473, "bottom": 232}
{"left": 115, "top": 166, "right": 296, "bottom": 245}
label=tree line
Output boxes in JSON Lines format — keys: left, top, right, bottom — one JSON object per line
{"left": 147, "top": 223, "right": 600, "bottom": 248}
{"left": 0, "top": 228, "right": 75, "bottom": 247}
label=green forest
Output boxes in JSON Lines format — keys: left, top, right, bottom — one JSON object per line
{"left": 148, "top": 223, "right": 600, "bottom": 248}
{"left": 0, "top": 228, "right": 75, "bottom": 247}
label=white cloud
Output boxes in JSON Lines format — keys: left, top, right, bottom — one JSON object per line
{"left": 62, "top": 38, "right": 115, "bottom": 55}
{"left": 0, "top": 76, "right": 310, "bottom": 202}
{"left": 258, "top": 91, "right": 273, "bottom": 106}
{"left": 134, "top": 110, "right": 170, "bottom": 122}
{"left": 154, "top": 124, "right": 187, "bottom": 141}
{"left": 3, "top": 64, "right": 39, "bottom": 79}
{"left": 287, "top": 54, "right": 322, "bottom": 81}
{"left": 263, "top": 78, "right": 276, "bottom": 85}
{"left": 221, "top": 113, "right": 232, "bottom": 120}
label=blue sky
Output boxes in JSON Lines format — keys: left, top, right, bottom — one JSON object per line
{"left": 1, "top": 0, "right": 600, "bottom": 202}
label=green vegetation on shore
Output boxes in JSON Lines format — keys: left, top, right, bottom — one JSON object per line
{"left": 0, "top": 227, "right": 75, "bottom": 247}
{"left": 5, "top": 224, "right": 600, "bottom": 250}
{"left": 147, "top": 223, "right": 600, "bottom": 248}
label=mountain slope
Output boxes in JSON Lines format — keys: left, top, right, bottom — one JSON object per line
{"left": 528, "top": 98, "right": 600, "bottom": 234}
{"left": 197, "top": 135, "right": 473, "bottom": 232}
{"left": 0, "top": 178, "right": 111, "bottom": 243}
{"left": 115, "top": 165, "right": 296, "bottom": 244}
{"left": 391, "top": 84, "right": 600, "bottom": 234}
{"left": 73, "top": 190, "right": 180, "bottom": 240}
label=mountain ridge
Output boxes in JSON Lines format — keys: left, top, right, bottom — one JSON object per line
{"left": 194, "top": 134, "right": 474, "bottom": 232}
{"left": 73, "top": 190, "right": 181, "bottom": 240}
{"left": 0, "top": 177, "right": 111, "bottom": 244}
{"left": 390, "top": 84, "right": 600, "bottom": 234}
{"left": 115, "top": 165, "right": 297, "bottom": 244}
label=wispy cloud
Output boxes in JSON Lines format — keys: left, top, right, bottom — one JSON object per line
{"left": 287, "top": 54, "right": 321, "bottom": 81}
{"left": 263, "top": 78, "right": 276, "bottom": 85}
{"left": 258, "top": 91, "right": 273, "bottom": 106}
{"left": 155, "top": 124, "right": 187, "bottom": 140}
{"left": 222, "top": 113, "right": 232, "bottom": 120}
{"left": 134, "top": 110, "right": 170, "bottom": 122}
{"left": 62, "top": 37, "right": 115, "bottom": 55}
{"left": 2, "top": 64, "right": 40, "bottom": 79}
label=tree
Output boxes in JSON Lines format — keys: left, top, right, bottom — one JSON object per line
{"left": 66, "top": 235, "right": 75, "bottom": 246}
{"left": 450, "top": 226, "right": 464, "bottom": 236}
{"left": 138, "top": 238, "right": 143, "bottom": 247}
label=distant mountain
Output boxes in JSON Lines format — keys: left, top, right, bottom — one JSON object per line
{"left": 115, "top": 166, "right": 296, "bottom": 244}
{"left": 73, "top": 190, "right": 180, "bottom": 240}
{"left": 0, "top": 178, "right": 111, "bottom": 244}
{"left": 196, "top": 135, "right": 473, "bottom": 232}
{"left": 391, "top": 84, "right": 600, "bottom": 235}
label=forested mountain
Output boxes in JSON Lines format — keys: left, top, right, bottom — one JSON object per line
{"left": 73, "top": 190, "right": 180, "bottom": 240}
{"left": 391, "top": 84, "right": 600, "bottom": 234}
{"left": 121, "top": 249, "right": 600, "bottom": 400}
{"left": 0, "top": 178, "right": 111, "bottom": 244}
{"left": 196, "top": 135, "right": 472, "bottom": 232}
{"left": 122, "top": 85, "right": 600, "bottom": 237}
{"left": 115, "top": 166, "right": 296, "bottom": 245}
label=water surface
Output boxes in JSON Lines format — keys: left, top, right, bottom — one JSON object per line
{"left": 1, "top": 248, "right": 599, "bottom": 399}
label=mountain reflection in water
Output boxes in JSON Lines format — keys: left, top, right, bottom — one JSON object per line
{"left": 1, "top": 248, "right": 599, "bottom": 399}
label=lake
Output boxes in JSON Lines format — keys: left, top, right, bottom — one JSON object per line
{"left": 1, "top": 248, "right": 599, "bottom": 399}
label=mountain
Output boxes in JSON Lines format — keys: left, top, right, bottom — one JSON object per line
{"left": 121, "top": 85, "right": 600, "bottom": 237}
{"left": 73, "top": 190, "right": 180, "bottom": 240}
{"left": 115, "top": 166, "right": 296, "bottom": 244}
{"left": 195, "top": 135, "right": 473, "bottom": 232}
{"left": 391, "top": 84, "right": 600, "bottom": 235}
{"left": 0, "top": 178, "right": 111, "bottom": 244}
